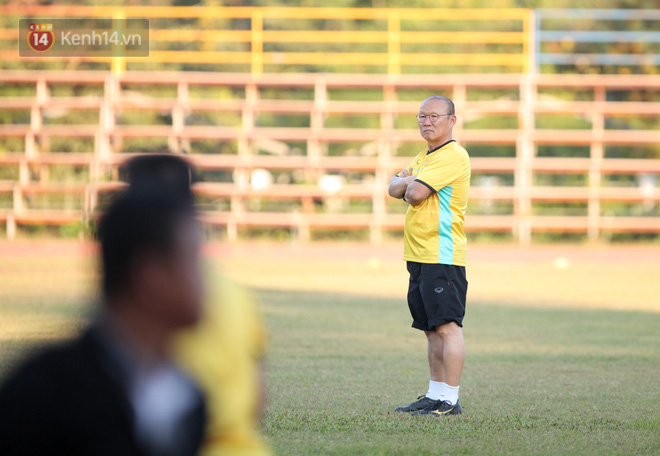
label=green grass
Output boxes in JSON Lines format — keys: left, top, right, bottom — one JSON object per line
{"left": 0, "top": 244, "right": 659, "bottom": 455}
{"left": 259, "top": 288, "right": 660, "bottom": 456}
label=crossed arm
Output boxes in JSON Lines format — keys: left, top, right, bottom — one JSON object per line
{"left": 388, "top": 167, "right": 434, "bottom": 206}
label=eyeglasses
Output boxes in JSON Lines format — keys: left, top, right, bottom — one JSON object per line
{"left": 416, "top": 114, "right": 453, "bottom": 123}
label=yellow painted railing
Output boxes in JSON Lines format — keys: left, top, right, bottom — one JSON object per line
{"left": 0, "top": 5, "right": 532, "bottom": 74}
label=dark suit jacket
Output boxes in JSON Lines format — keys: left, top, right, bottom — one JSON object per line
{"left": 0, "top": 328, "right": 206, "bottom": 456}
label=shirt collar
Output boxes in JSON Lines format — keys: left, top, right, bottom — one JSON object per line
{"left": 427, "top": 139, "right": 456, "bottom": 155}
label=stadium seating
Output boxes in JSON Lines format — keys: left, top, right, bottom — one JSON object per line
{"left": 0, "top": 6, "right": 658, "bottom": 242}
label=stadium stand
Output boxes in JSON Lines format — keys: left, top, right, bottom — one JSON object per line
{"left": 0, "top": 6, "right": 658, "bottom": 243}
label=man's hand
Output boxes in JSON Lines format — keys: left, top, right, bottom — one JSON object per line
{"left": 389, "top": 165, "right": 433, "bottom": 205}
{"left": 388, "top": 169, "right": 416, "bottom": 199}
{"left": 399, "top": 167, "right": 413, "bottom": 178}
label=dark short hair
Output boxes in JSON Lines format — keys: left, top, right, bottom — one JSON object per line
{"left": 124, "top": 154, "right": 194, "bottom": 201}
{"left": 422, "top": 95, "right": 455, "bottom": 115}
{"left": 99, "top": 155, "right": 197, "bottom": 299}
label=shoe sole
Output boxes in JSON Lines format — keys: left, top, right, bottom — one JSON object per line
{"left": 411, "top": 403, "right": 462, "bottom": 416}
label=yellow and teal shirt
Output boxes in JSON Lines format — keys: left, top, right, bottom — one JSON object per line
{"left": 400, "top": 140, "right": 471, "bottom": 266}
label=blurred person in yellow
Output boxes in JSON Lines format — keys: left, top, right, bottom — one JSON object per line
{"left": 174, "top": 273, "right": 270, "bottom": 456}
{"left": 125, "top": 155, "right": 272, "bottom": 456}
{"left": 388, "top": 96, "right": 471, "bottom": 417}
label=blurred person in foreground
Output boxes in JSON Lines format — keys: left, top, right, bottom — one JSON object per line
{"left": 388, "top": 96, "right": 471, "bottom": 416}
{"left": 0, "top": 176, "right": 207, "bottom": 454}
{"left": 125, "top": 155, "right": 272, "bottom": 456}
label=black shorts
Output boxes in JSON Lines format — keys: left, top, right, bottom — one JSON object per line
{"left": 406, "top": 262, "right": 468, "bottom": 331}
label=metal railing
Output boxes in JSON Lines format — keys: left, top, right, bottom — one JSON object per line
{"left": 535, "top": 9, "right": 660, "bottom": 72}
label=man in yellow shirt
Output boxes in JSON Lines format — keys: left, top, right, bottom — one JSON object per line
{"left": 388, "top": 96, "right": 471, "bottom": 417}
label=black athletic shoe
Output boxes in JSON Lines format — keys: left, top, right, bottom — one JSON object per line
{"left": 394, "top": 395, "right": 436, "bottom": 413}
{"left": 411, "top": 399, "right": 462, "bottom": 416}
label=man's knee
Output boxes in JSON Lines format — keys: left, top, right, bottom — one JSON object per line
{"left": 435, "top": 321, "right": 461, "bottom": 338}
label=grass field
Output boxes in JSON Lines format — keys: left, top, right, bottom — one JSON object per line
{"left": 1, "top": 241, "right": 659, "bottom": 455}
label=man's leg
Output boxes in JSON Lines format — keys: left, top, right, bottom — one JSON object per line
{"left": 435, "top": 322, "right": 465, "bottom": 387}
{"left": 425, "top": 330, "right": 445, "bottom": 382}
{"left": 424, "top": 329, "right": 447, "bottom": 402}
{"left": 396, "top": 326, "right": 464, "bottom": 412}
{"left": 423, "top": 322, "right": 464, "bottom": 407}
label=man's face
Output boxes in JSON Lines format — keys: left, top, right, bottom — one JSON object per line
{"left": 418, "top": 99, "right": 456, "bottom": 143}
{"left": 135, "top": 217, "right": 205, "bottom": 330}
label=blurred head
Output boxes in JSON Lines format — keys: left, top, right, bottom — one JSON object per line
{"left": 99, "top": 166, "right": 203, "bottom": 330}
{"left": 124, "top": 154, "right": 194, "bottom": 201}
{"left": 418, "top": 96, "right": 456, "bottom": 145}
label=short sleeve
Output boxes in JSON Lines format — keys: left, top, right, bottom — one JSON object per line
{"left": 415, "top": 150, "right": 468, "bottom": 192}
